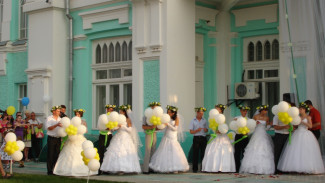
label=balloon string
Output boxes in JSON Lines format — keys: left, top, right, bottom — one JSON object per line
{"left": 208, "top": 133, "right": 217, "bottom": 144}
{"left": 145, "top": 128, "right": 156, "bottom": 148}
{"left": 288, "top": 123, "right": 293, "bottom": 144}
{"left": 232, "top": 135, "right": 248, "bottom": 145}
{"left": 60, "top": 136, "right": 68, "bottom": 151}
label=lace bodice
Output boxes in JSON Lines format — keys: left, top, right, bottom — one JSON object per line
{"left": 257, "top": 120, "right": 267, "bottom": 126}
{"left": 298, "top": 118, "right": 308, "bottom": 130}
{"left": 165, "top": 120, "right": 178, "bottom": 140}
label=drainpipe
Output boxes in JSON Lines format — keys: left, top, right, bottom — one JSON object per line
{"left": 66, "top": 0, "right": 73, "bottom": 117}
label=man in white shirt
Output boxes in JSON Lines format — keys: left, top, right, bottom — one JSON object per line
{"left": 234, "top": 105, "right": 250, "bottom": 173}
{"left": 189, "top": 107, "right": 208, "bottom": 173}
{"left": 29, "top": 112, "right": 43, "bottom": 162}
{"left": 46, "top": 106, "right": 62, "bottom": 175}
{"left": 273, "top": 115, "right": 290, "bottom": 174}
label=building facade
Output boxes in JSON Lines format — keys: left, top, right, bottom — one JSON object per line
{"left": 0, "top": 0, "right": 323, "bottom": 156}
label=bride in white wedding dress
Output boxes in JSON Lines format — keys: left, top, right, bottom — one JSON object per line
{"left": 240, "top": 105, "right": 275, "bottom": 174}
{"left": 100, "top": 105, "right": 141, "bottom": 174}
{"left": 54, "top": 110, "right": 97, "bottom": 176}
{"left": 149, "top": 105, "right": 189, "bottom": 173}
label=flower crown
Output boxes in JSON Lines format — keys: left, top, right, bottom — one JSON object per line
{"left": 73, "top": 109, "right": 85, "bottom": 113}
{"left": 166, "top": 105, "right": 178, "bottom": 112}
{"left": 105, "top": 104, "right": 116, "bottom": 109}
{"left": 299, "top": 102, "right": 310, "bottom": 112}
{"left": 119, "top": 105, "right": 132, "bottom": 111}
{"left": 238, "top": 105, "right": 251, "bottom": 111}
{"left": 256, "top": 104, "right": 269, "bottom": 111}
{"left": 51, "top": 105, "right": 61, "bottom": 112}
{"left": 195, "top": 107, "right": 206, "bottom": 112}
{"left": 215, "top": 104, "right": 227, "bottom": 110}
{"left": 148, "top": 102, "right": 161, "bottom": 107}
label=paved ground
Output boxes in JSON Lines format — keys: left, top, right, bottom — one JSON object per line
{"left": 10, "top": 162, "right": 325, "bottom": 183}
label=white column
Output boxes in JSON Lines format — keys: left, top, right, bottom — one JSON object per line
{"left": 1, "top": 0, "right": 12, "bottom": 41}
{"left": 24, "top": 0, "right": 68, "bottom": 118}
{"left": 132, "top": 0, "right": 196, "bottom": 128}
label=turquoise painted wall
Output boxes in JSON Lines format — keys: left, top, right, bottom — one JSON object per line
{"left": 229, "top": 3, "right": 279, "bottom": 117}
{"left": 143, "top": 60, "right": 160, "bottom": 111}
{"left": 0, "top": 52, "right": 28, "bottom": 113}
{"left": 10, "top": 0, "right": 19, "bottom": 41}
{"left": 70, "top": 1, "right": 132, "bottom": 134}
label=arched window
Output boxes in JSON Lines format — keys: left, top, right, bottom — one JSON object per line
{"left": 272, "top": 39, "right": 279, "bottom": 60}
{"left": 103, "top": 44, "right": 108, "bottom": 63}
{"left": 115, "top": 42, "right": 121, "bottom": 62}
{"left": 256, "top": 41, "right": 262, "bottom": 61}
{"left": 248, "top": 42, "right": 254, "bottom": 61}
{"left": 264, "top": 41, "right": 271, "bottom": 60}
{"left": 109, "top": 43, "right": 114, "bottom": 62}
{"left": 128, "top": 41, "right": 132, "bottom": 61}
{"left": 96, "top": 44, "right": 101, "bottom": 64}
{"left": 122, "top": 41, "right": 127, "bottom": 61}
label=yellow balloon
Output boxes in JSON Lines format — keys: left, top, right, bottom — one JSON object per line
{"left": 7, "top": 106, "right": 16, "bottom": 116}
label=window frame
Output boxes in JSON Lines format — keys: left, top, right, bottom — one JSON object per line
{"left": 19, "top": 0, "right": 28, "bottom": 40}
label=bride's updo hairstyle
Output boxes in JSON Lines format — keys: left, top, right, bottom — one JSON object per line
{"left": 119, "top": 105, "right": 131, "bottom": 118}
{"left": 166, "top": 105, "right": 178, "bottom": 120}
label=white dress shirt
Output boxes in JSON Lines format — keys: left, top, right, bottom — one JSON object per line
{"left": 45, "top": 115, "right": 61, "bottom": 137}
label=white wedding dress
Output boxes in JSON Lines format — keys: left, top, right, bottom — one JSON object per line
{"left": 240, "top": 120, "right": 275, "bottom": 174}
{"left": 202, "top": 133, "right": 235, "bottom": 172}
{"left": 53, "top": 134, "right": 98, "bottom": 176}
{"left": 100, "top": 125, "right": 141, "bottom": 173}
{"left": 278, "top": 118, "right": 325, "bottom": 174}
{"left": 149, "top": 120, "right": 189, "bottom": 173}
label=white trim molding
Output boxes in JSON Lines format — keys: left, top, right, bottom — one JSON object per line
{"left": 25, "top": 67, "right": 52, "bottom": 79}
{"left": 79, "top": 4, "right": 129, "bottom": 30}
{"left": 195, "top": 5, "right": 219, "bottom": 27}
{"left": 231, "top": 4, "right": 277, "bottom": 27}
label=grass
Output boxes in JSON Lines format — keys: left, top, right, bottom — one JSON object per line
{"left": 1, "top": 173, "right": 127, "bottom": 183}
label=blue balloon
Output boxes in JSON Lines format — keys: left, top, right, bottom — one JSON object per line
{"left": 21, "top": 97, "right": 30, "bottom": 106}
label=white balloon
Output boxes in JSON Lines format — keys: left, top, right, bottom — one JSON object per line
{"left": 98, "top": 114, "right": 108, "bottom": 125}
{"left": 153, "top": 107, "right": 164, "bottom": 117}
{"left": 71, "top": 117, "right": 82, "bottom": 127}
{"left": 84, "top": 148, "right": 96, "bottom": 159}
{"left": 88, "top": 159, "right": 100, "bottom": 171}
{"left": 288, "top": 107, "right": 299, "bottom": 118}
{"left": 247, "top": 119, "right": 257, "bottom": 130}
{"left": 157, "top": 124, "right": 166, "bottom": 130}
{"left": 60, "top": 117, "right": 71, "bottom": 128}
{"left": 146, "top": 117, "right": 153, "bottom": 126}
{"left": 57, "top": 127, "right": 67, "bottom": 137}
{"left": 278, "top": 101, "right": 290, "bottom": 112}
{"left": 82, "top": 140, "right": 94, "bottom": 150}
{"left": 215, "top": 114, "right": 226, "bottom": 124}
{"left": 237, "top": 117, "right": 247, "bottom": 127}
{"left": 161, "top": 114, "right": 171, "bottom": 123}
{"left": 209, "top": 109, "right": 219, "bottom": 118}
{"left": 144, "top": 108, "right": 153, "bottom": 118}
{"left": 118, "top": 114, "right": 127, "bottom": 124}
{"left": 16, "top": 140, "right": 25, "bottom": 151}
{"left": 292, "top": 116, "right": 301, "bottom": 125}
{"left": 11, "top": 151, "right": 23, "bottom": 161}
{"left": 109, "top": 111, "right": 119, "bottom": 122}
{"left": 78, "top": 125, "right": 87, "bottom": 135}
{"left": 68, "top": 135, "right": 79, "bottom": 142}
{"left": 218, "top": 124, "right": 229, "bottom": 134}
{"left": 97, "top": 122, "right": 107, "bottom": 131}
{"left": 43, "top": 95, "right": 51, "bottom": 102}
{"left": 5, "top": 132, "right": 17, "bottom": 142}
{"left": 229, "top": 121, "right": 238, "bottom": 131}
{"left": 272, "top": 105, "right": 279, "bottom": 115}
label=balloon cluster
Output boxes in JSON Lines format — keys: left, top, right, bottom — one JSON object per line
{"left": 81, "top": 140, "right": 100, "bottom": 171}
{"left": 208, "top": 109, "right": 228, "bottom": 134}
{"left": 57, "top": 117, "right": 87, "bottom": 141}
{"left": 4, "top": 133, "right": 25, "bottom": 161}
{"left": 97, "top": 111, "right": 127, "bottom": 131}
{"left": 229, "top": 117, "right": 256, "bottom": 135}
{"left": 272, "top": 101, "right": 301, "bottom": 125}
{"left": 144, "top": 106, "right": 171, "bottom": 130}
